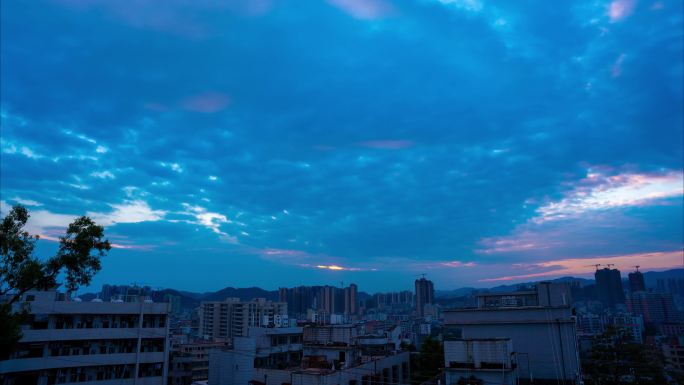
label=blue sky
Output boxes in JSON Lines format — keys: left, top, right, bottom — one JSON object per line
{"left": 1, "top": 0, "right": 682, "bottom": 293}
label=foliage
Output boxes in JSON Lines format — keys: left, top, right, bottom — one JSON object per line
{"left": 581, "top": 327, "right": 666, "bottom": 385}
{"left": 410, "top": 336, "right": 444, "bottom": 384}
{"left": 0, "top": 205, "right": 110, "bottom": 357}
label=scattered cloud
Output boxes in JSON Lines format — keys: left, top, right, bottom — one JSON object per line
{"left": 89, "top": 200, "right": 167, "bottom": 226}
{"left": 327, "top": 0, "right": 393, "bottom": 20}
{"left": 358, "top": 140, "right": 414, "bottom": 149}
{"left": 181, "top": 92, "right": 231, "bottom": 113}
{"left": 10, "top": 197, "right": 42, "bottom": 206}
{"left": 160, "top": 162, "right": 183, "bottom": 173}
{"left": 611, "top": 53, "right": 626, "bottom": 77}
{"left": 181, "top": 204, "right": 235, "bottom": 242}
{"left": 608, "top": 0, "right": 637, "bottom": 22}
{"left": 91, "top": 170, "right": 116, "bottom": 179}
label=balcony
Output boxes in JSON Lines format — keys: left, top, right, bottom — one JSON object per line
{"left": 19, "top": 327, "right": 167, "bottom": 342}
{"left": 0, "top": 352, "right": 165, "bottom": 374}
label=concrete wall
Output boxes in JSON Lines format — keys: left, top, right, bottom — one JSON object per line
{"left": 444, "top": 307, "right": 580, "bottom": 383}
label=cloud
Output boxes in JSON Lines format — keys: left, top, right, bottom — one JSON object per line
{"left": 611, "top": 53, "right": 626, "bottom": 77}
{"left": 160, "top": 162, "right": 183, "bottom": 173}
{"left": 358, "top": 140, "right": 414, "bottom": 149}
{"left": 608, "top": 0, "right": 637, "bottom": 22}
{"left": 10, "top": 197, "right": 42, "bottom": 206}
{"left": 480, "top": 250, "right": 683, "bottom": 282}
{"left": 90, "top": 170, "right": 116, "bottom": 179}
{"left": 312, "top": 264, "right": 378, "bottom": 271}
{"left": 88, "top": 200, "right": 167, "bottom": 226}
{"left": 534, "top": 169, "right": 683, "bottom": 223}
{"left": 180, "top": 204, "right": 236, "bottom": 242}
{"left": 327, "top": 0, "right": 393, "bottom": 20}
{"left": 181, "top": 92, "right": 231, "bottom": 113}
{"left": 1, "top": 140, "right": 43, "bottom": 159}
{"left": 437, "top": 0, "right": 483, "bottom": 12}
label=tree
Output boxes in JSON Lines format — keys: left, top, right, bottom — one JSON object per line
{"left": 0, "top": 205, "right": 111, "bottom": 357}
{"left": 410, "top": 336, "right": 445, "bottom": 384}
{"left": 581, "top": 327, "right": 666, "bottom": 385}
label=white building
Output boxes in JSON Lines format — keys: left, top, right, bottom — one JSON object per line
{"left": 443, "top": 282, "right": 580, "bottom": 385}
{"left": 209, "top": 324, "right": 411, "bottom": 385}
{"left": 199, "top": 298, "right": 287, "bottom": 341}
{"left": 0, "top": 290, "right": 170, "bottom": 385}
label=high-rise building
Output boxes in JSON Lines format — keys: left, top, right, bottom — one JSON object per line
{"left": 595, "top": 267, "right": 625, "bottom": 308}
{"left": 278, "top": 284, "right": 358, "bottom": 318}
{"left": 198, "top": 298, "right": 287, "bottom": 340}
{"left": 344, "top": 284, "right": 358, "bottom": 315}
{"left": 628, "top": 269, "right": 646, "bottom": 293}
{"left": 0, "top": 289, "right": 170, "bottom": 385}
{"left": 627, "top": 291, "right": 679, "bottom": 325}
{"left": 415, "top": 277, "right": 434, "bottom": 317}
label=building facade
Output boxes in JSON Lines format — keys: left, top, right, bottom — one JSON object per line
{"left": 415, "top": 278, "right": 434, "bottom": 318}
{"left": 443, "top": 282, "right": 580, "bottom": 385}
{"left": 198, "top": 298, "right": 287, "bottom": 341}
{"left": 595, "top": 268, "right": 625, "bottom": 308}
{"left": 0, "top": 290, "right": 169, "bottom": 385}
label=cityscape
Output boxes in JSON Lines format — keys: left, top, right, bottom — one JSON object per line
{"left": 1, "top": 0, "right": 683, "bottom": 385}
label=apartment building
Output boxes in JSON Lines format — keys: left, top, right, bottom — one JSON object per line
{"left": 198, "top": 298, "right": 287, "bottom": 341}
{"left": 0, "top": 289, "right": 169, "bottom": 385}
{"left": 168, "top": 341, "right": 228, "bottom": 385}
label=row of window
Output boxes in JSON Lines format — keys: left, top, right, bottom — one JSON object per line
{"left": 27, "top": 314, "right": 167, "bottom": 330}
{"left": 6, "top": 363, "right": 164, "bottom": 385}
{"left": 11, "top": 338, "right": 165, "bottom": 360}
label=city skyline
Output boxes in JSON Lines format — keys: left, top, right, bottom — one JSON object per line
{"left": 1, "top": 0, "right": 683, "bottom": 292}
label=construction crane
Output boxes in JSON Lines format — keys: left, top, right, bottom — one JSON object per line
{"left": 584, "top": 264, "right": 601, "bottom": 270}
{"left": 606, "top": 263, "right": 615, "bottom": 268}
{"left": 633, "top": 265, "right": 640, "bottom": 272}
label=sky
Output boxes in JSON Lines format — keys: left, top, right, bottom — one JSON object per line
{"left": 1, "top": 0, "right": 682, "bottom": 293}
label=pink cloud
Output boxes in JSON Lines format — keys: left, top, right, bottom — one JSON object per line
{"left": 534, "top": 169, "right": 683, "bottom": 223}
{"left": 358, "top": 140, "right": 414, "bottom": 149}
{"left": 143, "top": 102, "right": 170, "bottom": 112}
{"left": 182, "top": 92, "right": 231, "bottom": 113}
{"left": 480, "top": 250, "right": 683, "bottom": 282}
{"left": 608, "top": 0, "right": 637, "bottom": 22}
{"left": 52, "top": 0, "right": 273, "bottom": 38}
{"left": 327, "top": 0, "right": 394, "bottom": 20}
{"left": 611, "top": 53, "right": 626, "bottom": 78}
{"left": 477, "top": 232, "right": 564, "bottom": 254}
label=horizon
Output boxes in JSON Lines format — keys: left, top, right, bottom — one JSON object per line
{"left": 72, "top": 266, "right": 684, "bottom": 296}
{"left": 2, "top": 0, "right": 683, "bottom": 293}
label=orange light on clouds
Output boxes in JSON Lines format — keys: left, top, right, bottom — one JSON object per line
{"left": 317, "top": 264, "right": 345, "bottom": 270}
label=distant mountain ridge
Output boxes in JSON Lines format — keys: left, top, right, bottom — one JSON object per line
{"left": 84, "top": 268, "right": 682, "bottom": 308}
{"left": 435, "top": 269, "right": 682, "bottom": 298}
